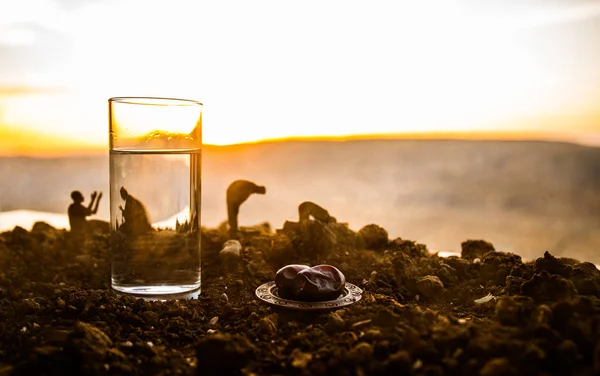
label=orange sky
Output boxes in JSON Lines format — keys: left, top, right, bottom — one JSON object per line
{"left": 1, "top": 0, "right": 600, "bottom": 155}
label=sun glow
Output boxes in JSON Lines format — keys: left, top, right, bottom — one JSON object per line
{"left": 1, "top": 0, "right": 600, "bottom": 153}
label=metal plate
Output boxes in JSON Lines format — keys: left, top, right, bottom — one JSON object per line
{"left": 255, "top": 281, "right": 362, "bottom": 311}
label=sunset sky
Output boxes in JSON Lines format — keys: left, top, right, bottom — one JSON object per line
{"left": 1, "top": 0, "right": 600, "bottom": 155}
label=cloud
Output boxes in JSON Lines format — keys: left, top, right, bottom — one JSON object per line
{"left": 0, "top": 85, "right": 66, "bottom": 96}
{"left": 460, "top": 0, "right": 600, "bottom": 32}
{"left": 0, "top": 27, "right": 37, "bottom": 46}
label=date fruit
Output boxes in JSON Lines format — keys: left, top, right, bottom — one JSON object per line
{"left": 275, "top": 264, "right": 346, "bottom": 302}
{"left": 275, "top": 264, "right": 310, "bottom": 299}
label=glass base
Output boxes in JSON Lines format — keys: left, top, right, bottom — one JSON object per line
{"left": 112, "top": 283, "right": 201, "bottom": 301}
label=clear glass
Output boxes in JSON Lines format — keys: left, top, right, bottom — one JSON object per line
{"left": 108, "top": 97, "right": 202, "bottom": 298}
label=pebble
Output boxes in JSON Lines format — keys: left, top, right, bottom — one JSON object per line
{"left": 495, "top": 297, "right": 521, "bottom": 326}
{"left": 415, "top": 275, "right": 445, "bottom": 299}
{"left": 258, "top": 314, "right": 278, "bottom": 335}
{"left": 209, "top": 316, "right": 219, "bottom": 328}
{"left": 142, "top": 311, "right": 159, "bottom": 325}
{"left": 351, "top": 342, "right": 374, "bottom": 361}
{"left": 358, "top": 224, "right": 389, "bottom": 250}
{"left": 352, "top": 319, "right": 372, "bottom": 329}
{"left": 480, "top": 357, "right": 516, "bottom": 376}
{"left": 290, "top": 348, "right": 313, "bottom": 369}
{"left": 219, "top": 240, "right": 242, "bottom": 269}
{"left": 326, "top": 312, "right": 346, "bottom": 332}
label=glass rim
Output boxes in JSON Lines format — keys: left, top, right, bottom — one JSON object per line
{"left": 109, "top": 97, "right": 203, "bottom": 107}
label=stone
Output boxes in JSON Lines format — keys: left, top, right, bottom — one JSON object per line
{"left": 570, "top": 262, "right": 600, "bottom": 296}
{"left": 219, "top": 240, "right": 242, "bottom": 272}
{"left": 521, "top": 270, "right": 577, "bottom": 303}
{"left": 495, "top": 296, "right": 521, "bottom": 326}
{"left": 195, "top": 334, "right": 255, "bottom": 376}
{"left": 358, "top": 224, "right": 389, "bottom": 251}
{"left": 415, "top": 275, "right": 445, "bottom": 299}
{"left": 480, "top": 357, "right": 516, "bottom": 376}
{"left": 461, "top": 239, "right": 495, "bottom": 260}
{"left": 326, "top": 312, "right": 346, "bottom": 332}
{"left": 534, "top": 251, "right": 572, "bottom": 278}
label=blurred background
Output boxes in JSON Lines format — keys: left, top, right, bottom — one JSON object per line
{"left": 1, "top": 0, "right": 599, "bottom": 262}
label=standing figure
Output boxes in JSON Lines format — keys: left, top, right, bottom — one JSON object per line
{"left": 68, "top": 190, "right": 102, "bottom": 246}
{"left": 226, "top": 180, "right": 266, "bottom": 238}
{"left": 118, "top": 187, "right": 153, "bottom": 236}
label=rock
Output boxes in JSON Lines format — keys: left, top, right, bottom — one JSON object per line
{"left": 297, "top": 219, "right": 337, "bottom": 260}
{"left": 75, "top": 255, "right": 94, "bottom": 269}
{"left": 31, "top": 221, "right": 57, "bottom": 235}
{"left": 64, "top": 322, "right": 116, "bottom": 372}
{"left": 594, "top": 340, "right": 600, "bottom": 374}
{"left": 351, "top": 342, "right": 374, "bottom": 361}
{"left": 480, "top": 252, "right": 522, "bottom": 286}
{"left": 392, "top": 253, "right": 420, "bottom": 285}
{"left": 87, "top": 219, "right": 110, "bottom": 235}
{"left": 195, "top": 334, "right": 255, "bottom": 376}
{"left": 443, "top": 256, "right": 471, "bottom": 279}
{"left": 358, "top": 224, "right": 389, "bottom": 251}
{"left": 521, "top": 270, "right": 577, "bottom": 303}
{"left": 384, "top": 350, "right": 412, "bottom": 374}
{"left": 415, "top": 275, "right": 445, "bottom": 300}
{"left": 533, "top": 304, "right": 553, "bottom": 325}
{"left": 9, "top": 226, "right": 39, "bottom": 250}
{"left": 480, "top": 357, "right": 516, "bottom": 376}
{"left": 494, "top": 296, "right": 522, "bottom": 326}
{"left": 326, "top": 312, "right": 346, "bottom": 332}
{"left": 535, "top": 251, "right": 572, "bottom": 278}
{"left": 16, "top": 299, "right": 41, "bottom": 314}
{"left": 257, "top": 314, "right": 278, "bottom": 335}
{"left": 290, "top": 348, "right": 313, "bottom": 369}
{"left": 280, "top": 220, "right": 301, "bottom": 234}
{"left": 461, "top": 239, "right": 495, "bottom": 261}
{"left": 505, "top": 275, "right": 525, "bottom": 296}
{"left": 570, "top": 262, "right": 600, "bottom": 297}
{"left": 494, "top": 296, "right": 535, "bottom": 327}
{"left": 43, "top": 329, "right": 70, "bottom": 344}
{"left": 208, "top": 316, "right": 219, "bottom": 328}
{"left": 436, "top": 263, "right": 458, "bottom": 287}
{"left": 389, "top": 238, "right": 429, "bottom": 258}
{"left": 219, "top": 240, "right": 242, "bottom": 271}
{"left": 220, "top": 240, "right": 242, "bottom": 258}
{"left": 508, "top": 262, "right": 534, "bottom": 280}
{"left": 328, "top": 222, "right": 360, "bottom": 252}
{"left": 259, "top": 234, "right": 294, "bottom": 268}
{"left": 142, "top": 311, "right": 159, "bottom": 325}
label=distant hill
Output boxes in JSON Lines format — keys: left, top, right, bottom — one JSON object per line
{"left": 1, "top": 139, "right": 599, "bottom": 262}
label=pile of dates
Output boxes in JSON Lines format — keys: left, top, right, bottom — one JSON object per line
{"left": 275, "top": 264, "right": 346, "bottom": 301}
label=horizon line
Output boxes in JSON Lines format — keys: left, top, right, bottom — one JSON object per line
{"left": 1, "top": 130, "right": 599, "bottom": 158}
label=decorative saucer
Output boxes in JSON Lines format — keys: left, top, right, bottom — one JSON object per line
{"left": 255, "top": 281, "right": 362, "bottom": 311}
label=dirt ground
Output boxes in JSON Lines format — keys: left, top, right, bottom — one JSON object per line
{"left": 1, "top": 219, "right": 599, "bottom": 375}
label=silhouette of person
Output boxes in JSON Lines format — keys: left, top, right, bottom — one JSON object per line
{"left": 118, "top": 187, "right": 152, "bottom": 236}
{"left": 298, "top": 201, "right": 337, "bottom": 223}
{"left": 226, "top": 180, "right": 266, "bottom": 238}
{"left": 68, "top": 190, "right": 102, "bottom": 245}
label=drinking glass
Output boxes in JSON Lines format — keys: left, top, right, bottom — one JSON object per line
{"left": 108, "top": 97, "right": 202, "bottom": 298}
